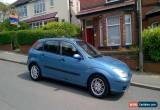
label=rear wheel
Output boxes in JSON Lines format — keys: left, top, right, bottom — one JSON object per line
{"left": 88, "top": 75, "right": 109, "bottom": 98}
{"left": 29, "top": 64, "right": 41, "bottom": 81}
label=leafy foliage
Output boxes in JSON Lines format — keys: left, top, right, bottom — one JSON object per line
{"left": 0, "top": 21, "right": 80, "bottom": 47}
{"left": 42, "top": 22, "right": 80, "bottom": 37}
{"left": 143, "top": 27, "right": 160, "bottom": 62}
{"left": 0, "top": 31, "right": 14, "bottom": 45}
{"left": 0, "top": 19, "right": 29, "bottom": 31}
{"left": 0, "top": 2, "right": 10, "bottom": 20}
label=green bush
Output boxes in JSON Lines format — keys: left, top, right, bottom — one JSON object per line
{"left": 143, "top": 27, "right": 160, "bottom": 61}
{"left": 42, "top": 22, "right": 80, "bottom": 37}
{"left": 0, "top": 31, "right": 15, "bottom": 45}
{"left": 0, "top": 19, "right": 29, "bottom": 32}
{"left": 16, "top": 29, "right": 75, "bottom": 45}
{"left": 0, "top": 22, "right": 80, "bottom": 47}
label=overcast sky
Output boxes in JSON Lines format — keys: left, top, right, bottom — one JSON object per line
{"left": 0, "top": 0, "right": 17, "bottom": 4}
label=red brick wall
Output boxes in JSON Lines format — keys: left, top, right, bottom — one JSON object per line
{"left": 142, "top": 0, "right": 160, "bottom": 29}
{"left": 93, "top": 17, "right": 100, "bottom": 48}
{"left": 142, "top": 0, "right": 158, "bottom": 6}
{"left": 80, "top": 0, "right": 105, "bottom": 10}
{"left": 80, "top": 0, "right": 136, "bottom": 10}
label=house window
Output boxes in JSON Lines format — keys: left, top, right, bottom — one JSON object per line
{"left": 107, "top": 16, "right": 120, "bottom": 46}
{"left": 34, "top": 0, "right": 45, "bottom": 14}
{"left": 50, "top": 0, "right": 54, "bottom": 6}
{"left": 32, "top": 21, "right": 43, "bottom": 28}
{"left": 17, "top": 5, "right": 27, "bottom": 17}
{"left": 151, "top": 22, "right": 159, "bottom": 28}
{"left": 125, "top": 15, "right": 132, "bottom": 45}
{"left": 85, "top": 20, "right": 93, "bottom": 28}
{"left": 0, "top": 13, "right": 2, "bottom": 19}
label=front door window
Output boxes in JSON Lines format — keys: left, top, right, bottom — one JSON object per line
{"left": 61, "top": 42, "right": 79, "bottom": 57}
{"left": 85, "top": 20, "right": 94, "bottom": 45}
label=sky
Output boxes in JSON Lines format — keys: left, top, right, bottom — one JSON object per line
{"left": 0, "top": 0, "right": 17, "bottom": 4}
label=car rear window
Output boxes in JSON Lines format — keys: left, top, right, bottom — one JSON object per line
{"left": 44, "top": 40, "right": 60, "bottom": 54}
{"left": 32, "top": 41, "right": 43, "bottom": 51}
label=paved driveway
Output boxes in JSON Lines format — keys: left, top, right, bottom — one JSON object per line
{"left": 0, "top": 60, "right": 159, "bottom": 110}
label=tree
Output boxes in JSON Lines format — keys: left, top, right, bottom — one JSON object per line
{"left": 0, "top": 2, "right": 9, "bottom": 21}
{"left": 0, "top": 19, "right": 29, "bottom": 31}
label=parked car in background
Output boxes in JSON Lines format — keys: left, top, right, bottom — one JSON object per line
{"left": 27, "top": 38, "right": 132, "bottom": 98}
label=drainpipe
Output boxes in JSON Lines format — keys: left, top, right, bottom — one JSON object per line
{"left": 69, "top": 0, "right": 72, "bottom": 23}
{"left": 137, "top": 0, "right": 143, "bottom": 72}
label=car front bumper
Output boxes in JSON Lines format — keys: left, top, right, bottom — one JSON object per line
{"left": 110, "top": 79, "right": 131, "bottom": 93}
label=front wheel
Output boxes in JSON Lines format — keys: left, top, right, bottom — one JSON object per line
{"left": 88, "top": 75, "right": 109, "bottom": 98}
{"left": 29, "top": 64, "right": 41, "bottom": 81}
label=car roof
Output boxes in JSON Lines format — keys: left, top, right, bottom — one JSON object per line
{"left": 39, "top": 37, "right": 82, "bottom": 43}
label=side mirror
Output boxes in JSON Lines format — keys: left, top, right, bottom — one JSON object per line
{"left": 73, "top": 54, "right": 82, "bottom": 60}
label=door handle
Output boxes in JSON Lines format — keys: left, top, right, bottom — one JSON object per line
{"left": 59, "top": 58, "right": 65, "bottom": 62}
{"left": 42, "top": 54, "right": 45, "bottom": 56}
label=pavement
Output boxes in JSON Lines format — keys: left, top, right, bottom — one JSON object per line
{"left": 0, "top": 50, "right": 160, "bottom": 91}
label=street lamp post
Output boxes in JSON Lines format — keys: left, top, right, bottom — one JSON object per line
{"left": 137, "top": 0, "right": 143, "bottom": 72}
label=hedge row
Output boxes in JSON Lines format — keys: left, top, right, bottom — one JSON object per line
{"left": 0, "top": 29, "right": 78, "bottom": 46}
{"left": 143, "top": 27, "right": 160, "bottom": 62}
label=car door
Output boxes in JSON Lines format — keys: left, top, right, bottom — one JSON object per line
{"left": 60, "top": 41, "right": 88, "bottom": 85}
{"left": 42, "top": 40, "right": 64, "bottom": 80}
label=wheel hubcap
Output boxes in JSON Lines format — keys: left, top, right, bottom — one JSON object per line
{"left": 31, "top": 66, "right": 39, "bottom": 79}
{"left": 91, "top": 78, "right": 105, "bottom": 96}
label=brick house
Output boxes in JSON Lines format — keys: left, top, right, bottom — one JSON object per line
{"left": 77, "top": 0, "right": 138, "bottom": 49}
{"left": 142, "top": 0, "right": 160, "bottom": 29}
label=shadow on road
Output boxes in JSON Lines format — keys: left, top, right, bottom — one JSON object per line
{"left": 18, "top": 72, "right": 124, "bottom": 101}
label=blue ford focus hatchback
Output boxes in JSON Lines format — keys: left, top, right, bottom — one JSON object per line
{"left": 27, "top": 38, "right": 132, "bottom": 98}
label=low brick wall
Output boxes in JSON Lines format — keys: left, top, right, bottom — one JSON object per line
{"left": 0, "top": 44, "right": 12, "bottom": 51}
{"left": 20, "top": 45, "right": 32, "bottom": 54}
{"left": 100, "top": 50, "right": 139, "bottom": 70}
{"left": 144, "top": 62, "right": 160, "bottom": 73}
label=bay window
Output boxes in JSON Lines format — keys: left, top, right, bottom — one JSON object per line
{"left": 125, "top": 15, "right": 132, "bottom": 45}
{"left": 107, "top": 16, "right": 120, "bottom": 46}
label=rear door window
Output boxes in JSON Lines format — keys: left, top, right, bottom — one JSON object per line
{"left": 44, "top": 40, "right": 60, "bottom": 54}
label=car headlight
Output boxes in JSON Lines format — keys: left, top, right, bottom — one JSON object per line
{"left": 113, "top": 68, "right": 128, "bottom": 78}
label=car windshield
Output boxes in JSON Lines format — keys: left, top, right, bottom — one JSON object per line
{"left": 76, "top": 41, "right": 102, "bottom": 58}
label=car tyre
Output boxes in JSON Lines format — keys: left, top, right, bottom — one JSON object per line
{"left": 88, "top": 75, "right": 109, "bottom": 98}
{"left": 29, "top": 64, "right": 41, "bottom": 81}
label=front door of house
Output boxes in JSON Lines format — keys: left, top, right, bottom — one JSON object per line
{"left": 86, "top": 28, "right": 94, "bottom": 45}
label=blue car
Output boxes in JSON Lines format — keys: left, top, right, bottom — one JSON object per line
{"left": 27, "top": 38, "right": 132, "bottom": 98}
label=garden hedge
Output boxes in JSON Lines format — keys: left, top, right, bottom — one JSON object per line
{"left": 0, "top": 21, "right": 80, "bottom": 48}
{"left": 143, "top": 27, "right": 160, "bottom": 62}
{"left": 0, "top": 31, "right": 15, "bottom": 45}
{"left": 0, "top": 29, "right": 79, "bottom": 46}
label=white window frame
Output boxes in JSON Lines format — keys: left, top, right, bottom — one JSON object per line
{"left": 34, "top": 0, "right": 46, "bottom": 14}
{"left": 151, "top": 22, "right": 159, "bottom": 28}
{"left": 99, "top": 19, "right": 103, "bottom": 47}
{"left": 125, "top": 15, "right": 132, "bottom": 45}
{"left": 50, "top": 0, "right": 54, "bottom": 6}
{"left": 32, "top": 21, "right": 44, "bottom": 28}
{"left": 106, "top": 0, "right": 119, "bottom": 3}
{"left": 106, "top": 16, "right": 121, "bottom": 46}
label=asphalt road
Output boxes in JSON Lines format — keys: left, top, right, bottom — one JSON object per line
{"left": 0, "top": 60, "right": 159, "bottom": 110}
